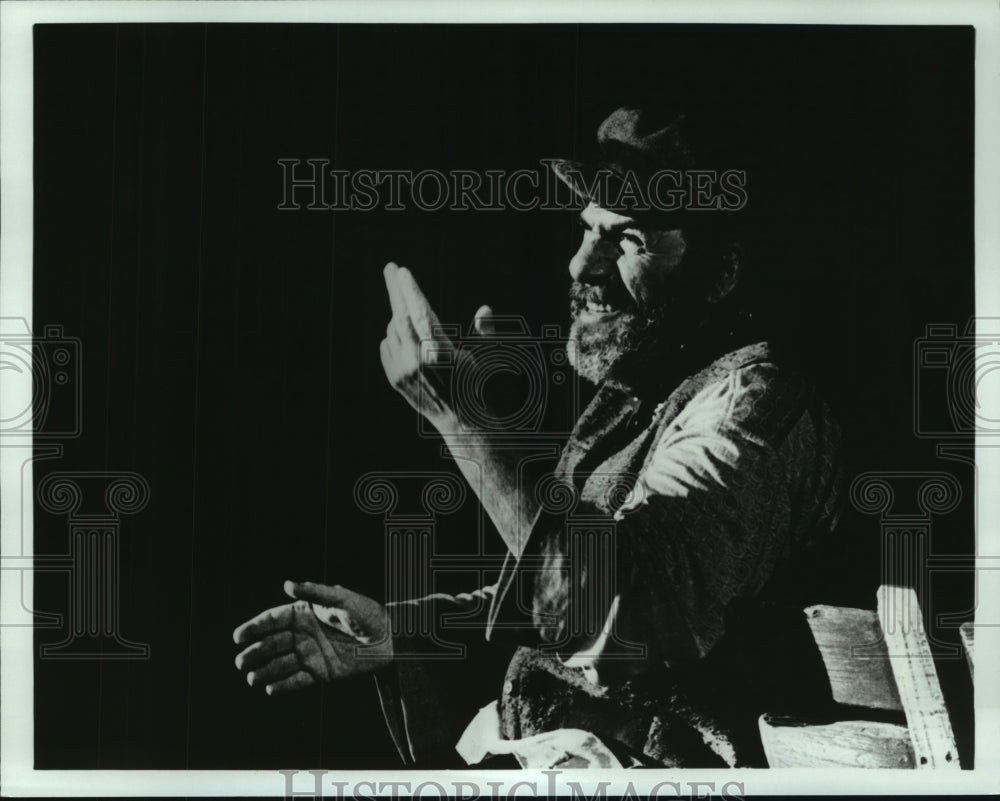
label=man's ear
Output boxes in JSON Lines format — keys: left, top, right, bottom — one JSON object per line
{"left": 706, "top": 243, "right": 742, "bottom": 304}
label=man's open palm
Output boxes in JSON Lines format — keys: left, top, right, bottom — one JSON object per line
{"left": 233, "top": 581, "right": 392, "bottom": 695}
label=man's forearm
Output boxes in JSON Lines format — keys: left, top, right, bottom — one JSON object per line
{"left": 435, "top": 417, "right": 539, "bottom": 559}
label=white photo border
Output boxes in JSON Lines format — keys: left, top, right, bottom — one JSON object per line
{"left": 2, "top": 0, "right": 998, "bottom": 796}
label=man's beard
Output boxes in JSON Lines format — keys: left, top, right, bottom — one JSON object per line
{"left": 567, "top": 280, "right": 678, "bottom": 385}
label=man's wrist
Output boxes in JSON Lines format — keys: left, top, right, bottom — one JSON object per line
{"left": 431, "top": 411, "right": 469, "bottom": 437}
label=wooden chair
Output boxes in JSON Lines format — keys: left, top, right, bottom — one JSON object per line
{"left": 758, "top": 584, "right": 961, "bottom": 769}
{"left": 959, "top": 621, "right": 974, "bottom": 678}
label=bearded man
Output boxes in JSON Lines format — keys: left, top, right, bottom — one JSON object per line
{"left": 233, "top": 107, "right": 845, "bottom": 768}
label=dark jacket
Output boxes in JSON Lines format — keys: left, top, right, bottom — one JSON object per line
{"left": 376, "top": 337, "right": 844, "bottom": 767}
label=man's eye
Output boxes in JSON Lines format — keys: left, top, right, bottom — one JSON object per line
{"left": 619, "top": 232, "right": 645, "bottom": 250}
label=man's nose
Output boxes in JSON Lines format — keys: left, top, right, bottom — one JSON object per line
{"left": 568, "top": 234, "right": 617, "bottom": 284}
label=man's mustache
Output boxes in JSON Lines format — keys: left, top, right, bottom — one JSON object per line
{"left": 569, "top": 280, "right": 636, "bottom": 314}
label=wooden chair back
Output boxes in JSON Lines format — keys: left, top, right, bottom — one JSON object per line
{"left": 758, "top": 585, "right": 961, "bottom": 769}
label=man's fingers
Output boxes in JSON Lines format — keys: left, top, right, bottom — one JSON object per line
{"left": 380, "top": 338, "right": 395, "bottom": 379}
{"left": 246, "top": 652, "right": 301, "bottom": 687}
{"left": 383, "top": 262, "right": 407, "bottom": 319}
{"left": 235, "top": 630, "right": 293, "bottom": 671}
{"left": 473, "top": 304, "right": 496, "bottom": 336}
{"left": 233, "top": 603, "right": 294, "bottom": 645}
{"left": 283, "top": 581, "right": 386, "bottom": 642}
{"left": 265, "top": 670, "right": 316, "bottom": 696}
{"left": 284, "top": 580, "right": 354, "bottom": 608}
{"left": 385, "top": 264, "right": 429, "bottom": 347}
{"left": 396, "top": 266, "right": 439, "bottom": 340}
{"left": 388, "top": 317, "right": 417, "bottom": 348}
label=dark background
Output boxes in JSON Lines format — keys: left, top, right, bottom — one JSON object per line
{"left": 32, "top": 24, "right": 975, "bottom": 768}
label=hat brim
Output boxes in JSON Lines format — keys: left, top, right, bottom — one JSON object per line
{"left": 550, "top": 159, "right": 608, "bottom": 203}
{"left": 548, "top": 158, "right": 689, "bottom": 228}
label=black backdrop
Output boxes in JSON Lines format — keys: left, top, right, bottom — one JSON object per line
{"left": 32, "top": 23, "right": 975, "bottom": 769}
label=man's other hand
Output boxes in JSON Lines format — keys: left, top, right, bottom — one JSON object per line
{"left": 233, "top": 581, "right": 392, "bottom": 695}
{"left": 380, "top": 262, "right": 462, "bottom": 430}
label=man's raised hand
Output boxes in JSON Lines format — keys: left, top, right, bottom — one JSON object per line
{"left": 233, "top": 581, "right": 392, "bottom": 696}
{"left": 379, "top": 265, "right": 534, "bottom": 557}
{"left": 380, "top": 262, "right": 462, "bottom": 430}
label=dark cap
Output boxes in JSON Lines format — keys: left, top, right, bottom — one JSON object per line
{"left": 550, "top": 106, "right": 741, "bottom": 228}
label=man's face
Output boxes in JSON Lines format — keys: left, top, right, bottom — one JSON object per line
{"left": 567, "top": 202, "right": 690, "bottom": 384}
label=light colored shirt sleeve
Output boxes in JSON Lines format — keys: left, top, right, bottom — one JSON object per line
{"left": 537, "top": 362, "right": 844, "bottom": 669}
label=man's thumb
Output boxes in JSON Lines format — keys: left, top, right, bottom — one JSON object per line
{"left": 284, "top": 580, "right": 352, "bottom": 608}
{"left": 473, "top": 304, "right": 496, "bottom": 336}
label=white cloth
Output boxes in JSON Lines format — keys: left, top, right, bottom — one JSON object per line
{"left": 455, "top": 700, "right": 627, "bottom": 769}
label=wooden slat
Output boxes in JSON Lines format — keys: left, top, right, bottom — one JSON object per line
{"left": 959, "top": 622, "right": 974, "bottom": 678}
{"left": 876, "top": 585, "right": 960, "bottom": 769}
{"left": 804, "top": 604, "right": 902, "bottom": 711}
{"left": 758, "top": 714, "right": 914, "bottom": 768}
